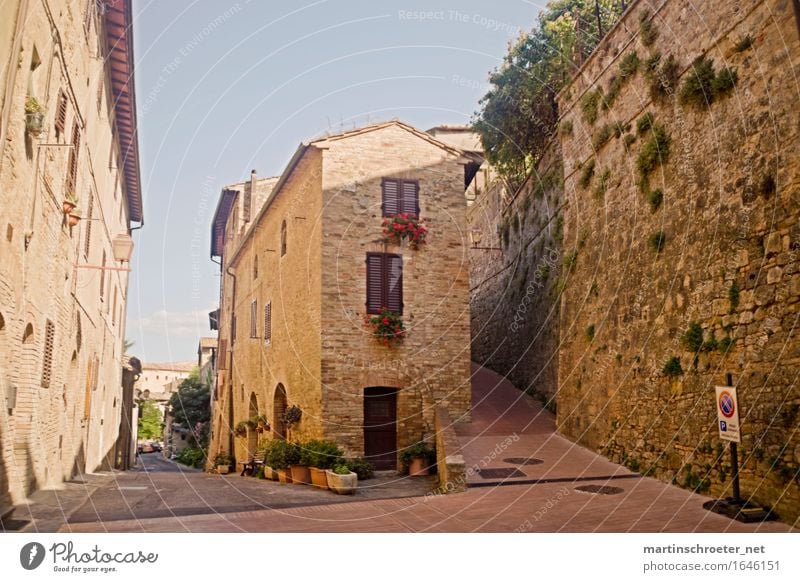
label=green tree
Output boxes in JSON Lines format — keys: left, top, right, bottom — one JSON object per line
{"left": 138, "top": 400, "right": 163, "bottom": 440}
{"left": 472, "top": 1, "right": 625, "bottom": 188}
{"left": 168, "top": 369, "right": 210, "bottom": 429}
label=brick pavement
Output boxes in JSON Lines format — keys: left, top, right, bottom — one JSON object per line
{"left": 59, "top": 364, "right": 796, "bottom": 532}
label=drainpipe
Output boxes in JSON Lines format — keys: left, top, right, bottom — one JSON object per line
{"left": 226, "top": 264, "right": 237, "bottom": 460}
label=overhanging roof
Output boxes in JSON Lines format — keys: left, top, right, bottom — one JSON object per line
{"left": 210, "top": 189, "right": 238, "bottom": 258}
{"left": 102, "top": 0, "right": 143, "bottom": 223}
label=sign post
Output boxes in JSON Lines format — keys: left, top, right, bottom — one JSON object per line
{"left": 704, "top": 374, "right": 774, "bottom": 522}
{"left": 715, "top": 382, "right": 741, "bottom": 502}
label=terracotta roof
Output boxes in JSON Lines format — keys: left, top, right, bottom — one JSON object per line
{"left": 102, "top": 0, "right": 143, "bottom": 223}
{"left": 141, "top": 361, "right": 196, "bottom": 373}
{"left": 198, "top": 337, "right": 217, "bottom": 349}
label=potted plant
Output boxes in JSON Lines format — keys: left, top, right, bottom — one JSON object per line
{"left": 213, "top": 453, "right": 232, "bottom": 474}
{"left": 233, "top": 421, "right": 249, "bottom": 437}
{"left": 382, "top": 213, "right": 428, "bottom": 249}
{"left": 258, "top": 442, "right": 278, "bottom": 480}
{"left": 266, "top": 439, "right": 299, "bottom": 484}
{"left": 288, "top": 440, "right": 310, "bottom": 486}
{"left": 401, "top": 441, "right": 435, "bottom": 476}
{"left": 364, "top": 308, "right": 406, "bottom": 347}
{"left": 67, "top": 207, "right": 81, "bottom": 227}
{"left": 326, "top": 464, "right": 357, "bottom": 495}
{"left": 282, "top": 405, "right": 302, "bottom": 428}
{"left": 255, "top": 414, "right": 270, "bottom": 431}
{"left": 301, "top": 439, "right": 343, "bottom": 489}
{"left": 63, "top": 192, "right": 78, "bottom": 215}
{"left": 24, "top": 96, "right": 45, "bottom": 136}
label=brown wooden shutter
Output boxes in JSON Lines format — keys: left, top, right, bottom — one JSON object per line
{"left": 250, "top": 300, "right": 257, "bottom": 338}
{"left": 366, "top": 253, "right": 385, "bottom": 313}
{"left": 84, "top": 193, "right": 93, "bottom": 256}
{"left": 83, "top": 359, "right": 93, "bottom": 419}
{"left": 366, "top": 253, "right": 403, "bottom": 314}
{"left": 41, "top": 319, "right": 55, "bottom": 388}
{"left": 382, "top": 179, "right": 399, "bottom": 217}
{"left": 264, "top": 302, "right": 272, "bottom": 344}
{"left": 217, "top": 339, "right": 228, "bottom": 370}
{"left": 66, "top": 122, "right": 80, "bottom": 195}
{"left": 387, "top": 254, "right": 403, "bottom": 313}
{"left": 55, "top": 90, "right": 68, "bottom": 139}
{"left": 400, "top": 180, "right": 419, "bottom": 216}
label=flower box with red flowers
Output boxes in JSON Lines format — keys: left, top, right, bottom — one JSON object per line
{"left": 364, "top": 308, "right": 406, "bottom": 346}
{"left": 382, "top": 213, "right": 428, "bottom": 249}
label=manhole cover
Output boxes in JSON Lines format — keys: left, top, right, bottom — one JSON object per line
{"left": 574, "top": 485, "right": 624, "bottom": 495}
{"left": 503, "top": 457, "right": 544, "bottom": 466}
{"left": 476, "top": 467, "right": 526, "bottom": 479}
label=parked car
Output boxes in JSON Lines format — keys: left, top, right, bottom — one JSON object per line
{"left": 151, "top": 441, "right": 162, "bottom": 452}
{"left": 139, "top": 442, "right": 154, "bottom": 454}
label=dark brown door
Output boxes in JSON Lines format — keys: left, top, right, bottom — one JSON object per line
{"left": 364, "top": 387, "right": 397, "bottom": 470}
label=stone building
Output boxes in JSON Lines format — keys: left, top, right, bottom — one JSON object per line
{"left": 0, "top": 0, "right": 143, "bottom": 516}
{"left": 208, "top": 121, "right": 473, "bottom": 470}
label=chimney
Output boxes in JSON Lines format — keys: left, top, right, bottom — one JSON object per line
{"left": 243, "top": 169, "right": 256, "bottom": 223}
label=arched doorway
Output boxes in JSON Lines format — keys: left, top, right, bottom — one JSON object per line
{"left": 364, "top": 387, "right": 398, "bottom": 470}
{"left": 273, "top": 384, "right": 287, "bottom": 440}
{"left": 247, "top": 392, "right": 258, "bottom": 455}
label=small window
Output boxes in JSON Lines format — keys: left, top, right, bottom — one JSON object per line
{"left": 253, "top": 255, "right": 258, "bottom": 280}
{"left": 250, "top": 300, "right": 257, "bottom": 338}
{"left": 366, "top": 252, "right": 403, "bottom": 314}
{"left": 264, "top": 302, "right": 272, "bottom": 345}
{"left": 382, "top": 178, "right": 419, "bottom": 217}
{"left": 66, "top": 121, "right": 80, "bottom": 196}
{"left": 22, "top": 323, "right": 34, "bottom": 344}
{"left": 280, "top": 220, "right": 287, "bottom": 256}
{"left": 41, "top": 319, "right": 55, "bottom": 388}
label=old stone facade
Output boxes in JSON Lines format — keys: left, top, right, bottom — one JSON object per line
{"left": 469, "top": 0, "right": 800, "bottom": 523}
{"left": 209, "top": 121, "right": 472, "bottom": 470}
{"left": 0, "top": 0, "right": 142, "bottom": 515}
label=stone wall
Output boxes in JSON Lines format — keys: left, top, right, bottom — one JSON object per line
{"left": 556, "top": 0, "right": 800, "bottom": 522}
{"left": 434, "top": 405, "right": 466, "bottom": 494}
{"left": 468, "top": 144, "right": 563, "bottom": 407}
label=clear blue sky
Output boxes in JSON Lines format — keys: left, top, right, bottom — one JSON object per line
{"left": 127, "top": 0, "right": 546, "bottom": 363}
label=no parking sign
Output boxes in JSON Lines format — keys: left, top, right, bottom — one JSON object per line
{"left": 715, "top": 386, "right": 741, "bottom": 443}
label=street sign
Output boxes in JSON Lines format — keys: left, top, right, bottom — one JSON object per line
{"left": 715, "top": 386, "right": 741, "bottom": 443}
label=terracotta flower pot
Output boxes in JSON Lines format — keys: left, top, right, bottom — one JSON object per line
{"left": 263, "top": 466, "right": 277, "bottom": 481}
{"left": 289, "top": 464, "right": 311, "bottom": 485}
{"left": 25, "top": 112, "right": 44, "bottom": 136}
{"left": 408, "top": 457, "right": 430, "bottom": 476}
{"left": 309, "top": 467, "right": 329, "bottom": 489}
{"left": 62, "top": 200, "right": 76, "bottom": 214}
{"left": 216, "top": 465, "right": 230, "bottom": 475}
{"left": 68, "top": 213, "right": 81, "bottom": 227}
{"left": 277, "top": 469, "right": 293, "bottom": 484}
{"left": 326, "top": 470, "right": 357, "bottom": 495}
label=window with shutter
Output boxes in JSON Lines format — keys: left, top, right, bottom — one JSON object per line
{"left": 280, "top": 220, "right": 287, "bottom": 256}
{"left": 55, "top": 90, "right": 68, "bottom": 140}
{"left": 366, "top": 252, "right": 403, "bottom": 314}
{"left": 382, "top": 178, "right": 419, "bottom": 217}
{"left": 250, "top": 300, "right": 257, "bottom": 338}
{"left": 84, "top": 193, "right": 93, "bottom": 257}
{"left": 217, "top": 339, "right": 228, "bottom": 370}
{"left": 41, "top": 319, "right": 55, "bottom": 388}
{"left": 264, "top": 302, "right": 272, "bottom": 345}
{"left": 100, "top": 250, "right": 106, "bottom": 300}
{"left": 66, "top": 122, "right": 80, "bottom": 195}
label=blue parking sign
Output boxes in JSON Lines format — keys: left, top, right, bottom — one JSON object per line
{"left": 720, "top": 420, "right": 727, "bottom": 432}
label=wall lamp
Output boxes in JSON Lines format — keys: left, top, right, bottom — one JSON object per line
{"left": 74, "top": 233, "right": 135, "bottom": 272}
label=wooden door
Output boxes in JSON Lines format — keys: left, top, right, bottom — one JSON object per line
{"left": 363, "top": 387, "right": 397, "bottom": 470}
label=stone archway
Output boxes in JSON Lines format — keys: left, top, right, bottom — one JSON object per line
{"left": 273, "top": 384, "right": 287, "bottom": 440}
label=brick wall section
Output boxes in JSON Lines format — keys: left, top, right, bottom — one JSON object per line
{"left": 434, "top": 405, "right": 466, "bottom": 493}
{"left": 556, "top": 0, "right": 800, "bottom": 522}
{"left": 0, "top": 0, "right": 135, "bottom": 510}
{"left": 468, "top": 144, "right": 564, "bottom": 407}
{"left": 210, "top": 123, "right": 472, "bottom": 470}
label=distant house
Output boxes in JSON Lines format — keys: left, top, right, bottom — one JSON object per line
{"left": 208, "top": 121, "right": 476, "bottom": 470}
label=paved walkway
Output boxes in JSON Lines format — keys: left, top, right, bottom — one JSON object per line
{"left": 58, "top": 364, "right": 794, "bottom": 533}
